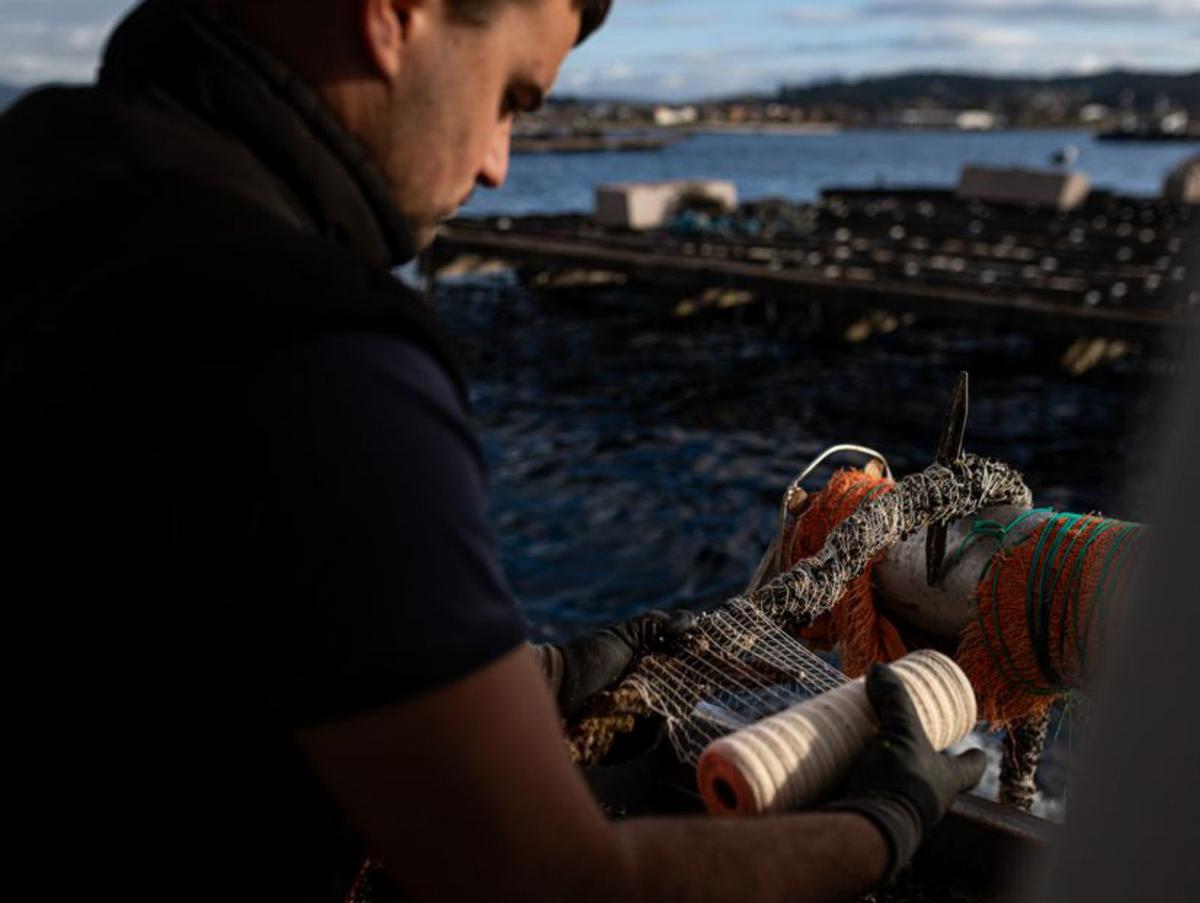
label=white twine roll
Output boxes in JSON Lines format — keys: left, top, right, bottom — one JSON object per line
{"left": 697, "top": 649, "right": 977, "bottom": 816}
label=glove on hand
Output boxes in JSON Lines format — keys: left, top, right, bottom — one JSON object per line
{"left": 827, "top": 662, "right": 987, "bottom": 882}
{"left": 536, "top": 610, "right": 695, "bottom": 718}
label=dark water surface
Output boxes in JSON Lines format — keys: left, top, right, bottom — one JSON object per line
{"left": 435, "top": 274, "right": 1169, "bottom": 640}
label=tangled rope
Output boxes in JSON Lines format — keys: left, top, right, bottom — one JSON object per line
{"left": 567, "top": 454, "right": 1031, "bottom": 766}
{"left": 747, "top": 455, "right": 1031, "bottom": 627}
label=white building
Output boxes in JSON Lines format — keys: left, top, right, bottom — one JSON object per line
{"left": 653, "top": 105, "right": 699, "bottom": 127}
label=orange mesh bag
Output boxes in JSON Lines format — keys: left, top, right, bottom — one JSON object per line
{"left": 955, "top": 514, "right": 1145, "bottom": 727}
{"left": 785, "top": 469, "right": 911, "bottom": 676}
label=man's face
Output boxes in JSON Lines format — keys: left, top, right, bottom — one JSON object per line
{"left": 382, "top": 0, "right": 580, "bottom": 248}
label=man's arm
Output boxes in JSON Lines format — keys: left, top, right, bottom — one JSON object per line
{"left": 296, "top": 644, "right": 889, "bottom": 903}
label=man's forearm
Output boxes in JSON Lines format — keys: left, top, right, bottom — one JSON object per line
{"left": 610, "top": 811, "right": 889, "bottom": 902}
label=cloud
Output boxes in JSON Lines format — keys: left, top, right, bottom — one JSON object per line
{"left": 0, "top": 20, "right": 108, "bottom": 48}
{"left": 866, "top": 0, "right": 1200, "bottom": 23}
{"left": 781, "top": 20, "right": 1044, "bottom": 62}
{"left": 599, "top": 62, "right": 636, "bottom": 81}
{"left": 559, "top": 48, "right": 790, "bottom": 101}
{"left": 613, "top": 12, "right": 723, "bottom": 27}
{"left": 651, "top": 47, "right": 755, "bottom": 65}
{"left": 0, "top": 20, "right": 113, "bottom": 83}
{"left": 776, "top": 8, "right": 858, "bottom": 24}
{"left": 1074, "top": 53, "right": 1105, "bottom": 73}
{"left": 892, "top": 23, "right": 1041, "bottom": 50}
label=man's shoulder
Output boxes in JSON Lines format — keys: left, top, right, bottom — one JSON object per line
{"left": 250, "top": 330, "right": 473, "bottom": 440}
{"left": 66, "top": 214, "right": 470, "bottom": 406}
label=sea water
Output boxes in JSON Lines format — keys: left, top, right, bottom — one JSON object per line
{"left": 462, "top": 128, "right": 1200, "bottom": 218}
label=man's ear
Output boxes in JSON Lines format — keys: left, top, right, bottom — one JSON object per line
{"left": 361, "top": 0, "right": 415, "bottom": 81}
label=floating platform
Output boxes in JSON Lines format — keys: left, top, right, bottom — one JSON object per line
{"left": 511, "top": 133, "right": 672, "bottom": 155}
{"left": 1096, "top": 128, "right": 1200, "bottom": 143}
{"left": 433, "top": 188, "right": 1199, "bottom": 340}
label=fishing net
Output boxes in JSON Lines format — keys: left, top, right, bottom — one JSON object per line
{"left": 568, "top": 453, "right": 1032, "bottom": 767}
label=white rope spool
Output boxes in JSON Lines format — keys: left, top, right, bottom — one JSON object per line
{"left": 697, "top": 649, "right": 977, "bottom": 816}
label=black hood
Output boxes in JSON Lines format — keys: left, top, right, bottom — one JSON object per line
{"left": 1, "top": 0, "right": 416, "bottom": 271}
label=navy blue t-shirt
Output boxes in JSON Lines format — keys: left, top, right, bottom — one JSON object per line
{"left": 151, "top": 331, "right": 528, "bottom": 898}
{"left": 171, "top": 330, "right": 528, "bottom": 725}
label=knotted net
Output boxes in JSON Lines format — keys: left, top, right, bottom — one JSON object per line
{"left": 567, "top": 453, "right": 1032, "bottom": 767}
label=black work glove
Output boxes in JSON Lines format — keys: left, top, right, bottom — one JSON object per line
{"left": 535, "top": 610, "right": 695, "bottom": 718}
{"left": 826, "top": 663, "right": 987, "bottom": 883}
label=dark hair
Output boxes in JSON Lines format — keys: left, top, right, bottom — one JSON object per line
{"left": 447, "top": 0, "right": 612, "bottom": 46}
{"left": 573, "top": 0, "right": 611, "bottom": 46}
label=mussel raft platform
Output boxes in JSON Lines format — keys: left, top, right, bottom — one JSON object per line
{"left": 432, "top": 188, "right": 1199, "bottom": 341}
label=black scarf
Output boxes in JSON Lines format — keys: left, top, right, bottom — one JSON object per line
{"left": 98, "top": 0, "right": 416, "bottom": 269}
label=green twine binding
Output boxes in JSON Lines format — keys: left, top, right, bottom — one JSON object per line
{"left": 1035, "top": 515, "right": 1117, "bottom": 689}
{"left": 1084, "top": 525, "right": 1145, "bottom": 670}
{"left": 1059, "top": 519, "right": 1119, "bottom": 676}
{"left": 1028, "top": 515, "right": 1070, "bottom": 688}
{"left": 959, "top": 509, "right": 1145, "bottom": 699}
{"left": 954, "top": 508, "right": 1057, "bottom": 698}
{"left": 945, "top": 507, "right": 1052, "bottom": 582}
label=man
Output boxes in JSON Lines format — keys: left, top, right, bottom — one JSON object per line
{"left": 0, "top": 1, "right": 984, "bottom": 900}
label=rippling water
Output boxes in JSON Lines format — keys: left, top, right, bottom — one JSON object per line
{"left": 435, "top": 274, "right": 1168, "bottom": 638}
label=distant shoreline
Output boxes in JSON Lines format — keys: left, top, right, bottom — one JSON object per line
{"left": 683, "top": 123, "right": 842, "bottom": 136}
{"left": 670, "top": 123, "right": 1182, "bottom": 136}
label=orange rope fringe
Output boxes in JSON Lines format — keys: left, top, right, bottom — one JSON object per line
{"left": 956, "top": 514, "right": 1136, "bottom": 726}
{"left": 788, "top": 469, "right": 908, "bottom": 678}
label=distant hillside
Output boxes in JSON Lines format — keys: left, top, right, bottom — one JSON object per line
{"left": 775, "top": 70, "right": 1200, "bottom": 118}
{"left": 0, "top": 83, "right": 28, "bottom": 112}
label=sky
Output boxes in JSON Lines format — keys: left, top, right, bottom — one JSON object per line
{"left": 0, "top": 0, "right": 1198, "bottom": 101}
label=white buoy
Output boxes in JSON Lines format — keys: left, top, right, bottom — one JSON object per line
{"left": 873, "top": 506, "right": 1052, "bottom": 637}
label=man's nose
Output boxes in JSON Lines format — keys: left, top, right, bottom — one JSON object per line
{"left": 477, "top": 118, "right": 512, "bottom": 189}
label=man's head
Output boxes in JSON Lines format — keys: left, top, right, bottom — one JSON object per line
{"left": 219, "top": 0, "right": 609, "bottom": 249}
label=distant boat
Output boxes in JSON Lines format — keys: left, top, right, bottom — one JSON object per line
{"left": 1096, "top": 125, "right": 1199, "bottom": 143}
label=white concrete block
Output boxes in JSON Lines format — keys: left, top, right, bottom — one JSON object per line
{"left": 1164, "top": 156, "right": 1200, "bottom": 205}
{"left": 957, "top": 165, "right": 1091, "bottom": 210}
{"left": 594, "top": 180, "right": 738, "bottom": 230}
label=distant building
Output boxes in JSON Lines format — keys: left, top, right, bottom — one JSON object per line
{"left": 955, "top": 110, "right": 1000, "bottom": 131}
{"left": 1161, "top": 111, "right": 1190, "bottom": 134}
{"left": 880, "top": 109, "right": 1003, "bottom": 130}
{"left": 653, "top": 105, "right": 699, "bottom": 127}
